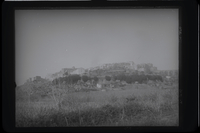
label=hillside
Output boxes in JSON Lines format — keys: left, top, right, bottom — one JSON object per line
{"left": 44, "top": 61, "right": 177, "bottom": 81}
{"left": 46, "top": 61, "right": 154, "bottom": 80}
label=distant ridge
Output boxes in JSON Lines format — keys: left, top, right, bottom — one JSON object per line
{"left": 44, "top": 61, "right": 178, "bottom": 82}
{"left": 45, "top": 61, "right": 162, "bottom": 80}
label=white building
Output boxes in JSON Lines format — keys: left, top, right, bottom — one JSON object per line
{"left": 70, "top": 68, "right": 85, "bottom": 75}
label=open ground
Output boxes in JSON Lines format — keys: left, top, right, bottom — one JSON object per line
{"left": 16, "top": 82, "right": 178, "bottom": 127}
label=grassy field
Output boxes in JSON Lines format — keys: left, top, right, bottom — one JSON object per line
{"left": 16, "top": 83, "right": 179, "bottom": 127}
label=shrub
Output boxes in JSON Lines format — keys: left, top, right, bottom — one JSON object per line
{"left": 131, "top": 74, "right": 138, "bottom": 83}
{"left": 157, "top": 75, "right": 163, "bottom": 82}
{"left": 82, "top": 75, "right": 89, "bottom": 82}
{"left": 62, "top": 75, "right": 81, "bottom": 84}
{"left": 113, "top": 75, "right": 117, "bottom": 81}
{"left": 70, "top": 74, "right": 81, "bottom": 84}
{"left": 16, "top": 88, "right": 28, "bottom": 101}
{"left": 52, "top": 78, "right": 58, "bottom": 85}
{"left": 115, "top": 74, "right": 126, "bottom": 81}
{"left": 125, "top": 75, "right": 132, "bottom": 84}
{"left": 109, "top": 95, "right": 118, "bottom": 103}
{"left": 105, "top": 76, "right": 111, "bottom": 81}
{"left": 93, "top": 76, "right": 99, "bottom": 82}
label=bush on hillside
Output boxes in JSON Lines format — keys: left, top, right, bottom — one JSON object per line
{"left": 53, "top": 75, "right": 81, "bottom": 85}
{"left": 93, "top": 76, "right": 99, "bottom": 82}
{"left": 105, "top": 76, "right": 111, "bottom": 81}
{"left": 125, "top": 75, "right": 133, "bottom": 84}
{"left": 82, "top": 75, "right": 89, "bottom": 82}
{"left": 70, "top": 74, "right": 81, "bottom": 84}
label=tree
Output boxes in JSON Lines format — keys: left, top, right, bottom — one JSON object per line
{"left": 125, "top": 75, "right": 132, "bottom": 84}
{"left": 63, "top": 71, "right": 69, "bottom": 77}
{"left": 151, "top": 75, "right": 157, "bottom": 81}
{"left": 140, "top": 71, "right": 145, "bottom": 75}
{"left": 159, "top": 75, "right": 163, "bottom": 82}
{"left": 144, "top": 64, "right": 151, "bottom": 74}
{"left": 133, "top": 74, "right": 141, "bottom": 83}
{"left": 38, "top": 81, "right": 68, "bottom": 110}
{"left": 82, "top": 75, "right": 89, "bottom": 82}
{"left": 23, "top": 79, "right": 69, "bottom": 110}
{"left": 135, "top": 70, "right": 139, "bottom": 75}
{"left": 70, "top": 74, "right": 81, "bottom": 84}
{"left": 155, "top": 75, "right": 163, "bottom": 82}
{"left": 149, "top": 71, "right": 153, "bottom": 74}
{"left": 66, "top": 76, "right": 72, "bottom": 84}
{"left": 131, "top": 75, "right": 137, "bottom": 83}
{"left": 93, "top": 76, "right": 99, "bottom": 82}
{"left": 116, "top": 74, "right": 126, "bottom": 81}
{"left": 23, "top": 82, "right": 35, "bottom": 104}
{"left": 105, "top": 76, "right": 111, "bottom": 81}
{"left": 113, "top": 75, "right": 117, "bottom": 81}
{"left": 23, "top": 79, "right": 52, "bottom": 103}
{"left": 140, "top": 75, "right": 147, "bottom": 82}
{"left": 48, "top": 85, "right": 68, "bottom": 110}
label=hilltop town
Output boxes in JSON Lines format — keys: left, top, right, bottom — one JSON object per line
{"left": 24, "top": 61, "right": 178, "bottom": 92}
{"left": 18, "top": 60, "right": 179, "bottom": 127}
{"left": 42, "top": 61, "right": 178, "bottom": 82}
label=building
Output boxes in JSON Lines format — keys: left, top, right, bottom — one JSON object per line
{"left": 138, "top": 68, "right": 145, "bottom": 72}
{"left": 61, "top": 67, "right": 77, "bottom": 76}
{"left": 158, "top": 70, "right": 178, "bottom": 77}
{"left": 97, "top": 83, "right": 102, "bottom": 88}
{"left": 70, "top": 68, "right": 85, "bottom": 75}
{"left": 26, "top": 78, "right": 33, "bottom": 82}
{"left": 150, "top": 66, "right": 157, "bottom": 73}
{"left": 137, "top": 63, "right": 157, "bottom": 74}
{"left": 33, "top": 76, "right": 42, "bottom": 81}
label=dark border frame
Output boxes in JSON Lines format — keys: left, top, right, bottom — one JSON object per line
{"left": 2, "top": 0, "right": 198, "bottom": 132}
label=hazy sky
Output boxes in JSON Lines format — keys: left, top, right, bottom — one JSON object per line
{"left": 15, "top": 9, "right": 178, "bottom": 86}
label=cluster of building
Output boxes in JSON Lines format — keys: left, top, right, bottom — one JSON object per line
{"left": 89, "top": 61, "right": 135, "bottom": 71}
{"left": 88, "top": 62, "right": 160, "bottom": 75}
{"left": 158, "top": 70, "right": 178, "bottom": 77}
{"left": 41, "top": 61, "right": 178, "bottom": 82}
{"left": 137, "top": 63, "right": 158, "bottom": 73}
{"left": 46, "top": 67, "right": 86, "bottom": 80}
{"left": 26, "top": 76, "right": 44, "bottom": 82}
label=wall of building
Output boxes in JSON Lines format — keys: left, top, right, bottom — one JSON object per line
{"left": 70, "top": 68, "right": 85, "bottom": 75}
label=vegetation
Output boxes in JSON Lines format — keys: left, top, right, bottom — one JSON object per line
{"left": 92, "top": 76, "right": 99, "bottom": 82}
{"left": 52, "top": 73, "right": 163, "bottom": 87}
{"left": 113, "top": 74, "right": 163, "bottom": 84}
{"left": 82, "top": 75, "right": 89, "bottom": 82}
{"left": 52, "top": 74, "right": 81, "bottom": 85}
{"left": 16, "top": 81, "right": 178, "bottom": 127}
{"left": 105, "top": 76, "right": 111, "bottom": 81}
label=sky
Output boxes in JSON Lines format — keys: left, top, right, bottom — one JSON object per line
{"left": 15, "top": 9, "right": 179, "bottom": 86}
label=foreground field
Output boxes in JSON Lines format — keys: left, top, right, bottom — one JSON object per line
{"left": 16, "top": 83, "right": 179, "bottom": 127}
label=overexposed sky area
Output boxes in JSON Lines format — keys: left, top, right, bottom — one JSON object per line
{"left": 15, "top": 9, "right": 179, "bottom": 86}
